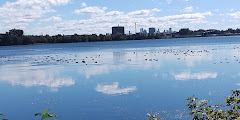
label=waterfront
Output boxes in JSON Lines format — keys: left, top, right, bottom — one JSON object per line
{"left": 1, "top": 36, "right": 240, "bottom": 119}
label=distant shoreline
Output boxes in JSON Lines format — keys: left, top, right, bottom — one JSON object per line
{"left": 1, "top": 34, "right": 240, "bottom": 47}
{"left": 1, "top": 28, "right": 240, "bottom": 46}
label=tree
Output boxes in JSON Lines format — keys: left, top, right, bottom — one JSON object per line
{"left": 9, "top": 29, "right": 24, "bottom": 37}
{"left": 0, "top": 35, "right": 3, "bottom": 45}
{"left": 227, "top": 28, "right": 235, "bottom": 33}
{"left": 22, "top": 36, "right": 34, "bottom": 45}
{"left": 112, "top": 33, "right": 126, "bottom": 40}
{"left": 179, "top": 28, "right": 192, "bottom": 35}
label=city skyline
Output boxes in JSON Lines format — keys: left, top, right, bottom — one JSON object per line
{"left": 0, "top": 0, "right": 240, "bottom": 35}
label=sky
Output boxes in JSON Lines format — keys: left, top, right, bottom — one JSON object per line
{"left": 0, "top": 0, "right": 240, "bottom": 35}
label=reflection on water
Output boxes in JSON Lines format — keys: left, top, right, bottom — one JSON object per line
{"left": 173, "top": 72, "right": 217, "bottom": 80}
{"left": 95, "top": 82, "right": 136, "bottom": 95}
{"left": 1, "top": 37, "right": 240, "bottom": 119}
{"left": 0, "top": 63, "right": 74, "bottom": 92}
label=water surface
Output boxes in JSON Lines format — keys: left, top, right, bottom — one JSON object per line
{"left": 1, "top": 36, "right": 240, "bottom": 119}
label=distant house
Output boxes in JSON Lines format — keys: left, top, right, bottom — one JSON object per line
{"left": 112, "top": 26, "right": 124, "bottom": 35}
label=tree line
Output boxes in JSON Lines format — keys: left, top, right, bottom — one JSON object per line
{"left": 0, "top": 31, "right": 151, "bottom": 46}
{"left": 1, "top": 28, "right": 240, "bottom": 46}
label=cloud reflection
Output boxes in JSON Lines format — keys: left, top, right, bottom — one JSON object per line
{"left": 0, "top": 64, "right": 75, "bottom": 92}
{"left": 96, "top": 82, "right": 136, "bottom": 95}
{"left": 174, "top": 72, "right": 217, "bottom": 80}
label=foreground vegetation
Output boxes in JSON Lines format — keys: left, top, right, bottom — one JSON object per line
{"left": 2, "top": 90, "right": 240, "bottom": 119}
{"left": 148, "top": 89, "right": 240, "bottom": 120}
{"left": 0, "top": 109, "right": 57, "bottom": 120}
{"left": 186, "top": 89, "right": 240, "bottom": 119}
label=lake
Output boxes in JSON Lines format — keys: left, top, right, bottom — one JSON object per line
{"left": 1, "top": 36, "right": 240, "bottom": 120}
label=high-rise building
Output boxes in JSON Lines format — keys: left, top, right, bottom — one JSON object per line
{"left": 112, "top": 26, "right": 124, "bottom": 35}
{"left": 157, "top": 29, "right": 160, "bottom": 34}
{"left": 169, "top": 28, "right": 172, "bottom": 34}
{"left": 140, "top": 28, "right": 147, "bottom": 36}
{"left": 140, "top": 28, "right": 144, "bottom": 33}
{"left": 143, "top": 30, "right": 147, "bottom": 35}
{"left": 163, "top": 30, "right": 166, "bottom": 36}
{"left": 149, "top": 28, "right": 156, "bottom": 35}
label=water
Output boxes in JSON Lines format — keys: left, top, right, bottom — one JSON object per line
{"left": 1, "top": 36, "right": 240, "bottom": 120}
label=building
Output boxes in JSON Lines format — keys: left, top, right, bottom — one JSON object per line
{"left": 156, "top": 29, "right": 160, "bottom": 34}
{"left": 112, "top": 26, "right": 124, "bottom": 35}
{"left": 149, "top": 28, "right": 156, "bottom": 35}
{"left": 140, "top": 28, "right": 144, "bottom": 33}
{"left": 140, "top": 28, "right": 147, "bottom": 36}
{"left": 143, "top": 30, "right": 147, "bottom": 36}
{"left": 163, "top": 30, "right": 167, "bottom": 36}
{"left": 169, "top": 28, "right": 172, "bottom": 34}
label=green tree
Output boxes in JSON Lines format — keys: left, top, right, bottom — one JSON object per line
{"left": 179, "top": 28, "right": 192, "bottom": 35}
{"left": 0, "top": 35, "right": 3, "bottom": 45}
{"left": 22, "top": 36, "right": 34, "bottom": 45}
{"left": 112, "top": 33, "right": 126, "bottom": 40}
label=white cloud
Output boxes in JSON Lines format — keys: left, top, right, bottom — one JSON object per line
{"left": 183, "top": 6, "right": 193, "bottom": 12}
{"left": 228, "top": 11, "right": 240, "bottom": 18}
{"left": 33, "top": 10, "right": 212, "bottom": 35}
{"left": 0, "top": 0, "right": 69, "bottom": 30}
{"left": 41, "top": 16, "right": 62, "bottom": 22}
{"left": 158, "top": 13, "right": 208, "bottom": 22}
{"left": 105, "top": 11, "right": 124, "bottom": 16}
{"left": 81, "top": 2, "right": 87, "bottom": 7}
{"left": 43, "top": 0, "right": 70, "bottom": 6}
{"left": 96, "top": 82, "right": 136, "bottom": 95}
{"left": 127, "top": 9, "right": 151, "bottom": 16}
{"left": 152, "top": 8, "right": 161, "bottom": 12}
{"left": 202, "top": 11, "right": 212, "bottom": 16}
{"left": 29, "top": 3, "right": 213, "bottom": 35}
{"left": 174, "top": 72, "right": 217, "bottom": 80}
{"left": 74, "top": 6, "right": 107, "bottom": 14}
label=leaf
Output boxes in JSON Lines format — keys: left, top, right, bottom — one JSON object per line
{"left": 51, "top": 114, "right": 58, "bottom": 118}
{"left": 192, "top": 109, "right": 197, "bottom": 113}
{"left": 0, "top": 113, "right": 3, "bottom": 116}
{"left": 35, "top": 113, "right": 42, "bottom": 116}
{"left": 42, "top": 114, "right": 51, "bottom": 119}
{"left": 43, "top": 109, "right": 49, "bottom": 114}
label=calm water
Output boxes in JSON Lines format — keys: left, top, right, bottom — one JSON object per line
{"left": 1, "top": 36, "right": 240, "bottom": 120}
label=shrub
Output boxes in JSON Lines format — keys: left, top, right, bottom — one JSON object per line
{"left": 187, "top": 89, "right": 240, "bottom": 119}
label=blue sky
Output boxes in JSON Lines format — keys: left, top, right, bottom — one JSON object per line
{"left": 0, "top": 0, "right": 240, "bottom": 35}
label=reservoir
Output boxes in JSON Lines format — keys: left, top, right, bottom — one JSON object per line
{"left": 0, "top": 36, "right": 240, "bottom": 119}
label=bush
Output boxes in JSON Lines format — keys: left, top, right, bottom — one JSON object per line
{"left": 187, "top": 89, "right": 240, "bottom": 119}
